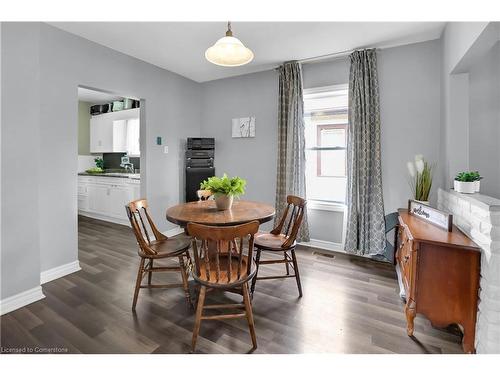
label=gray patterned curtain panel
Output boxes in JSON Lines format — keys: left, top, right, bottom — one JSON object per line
{"left": 344, "top": 49, "right": 386, "bottom": 256}
{"left": 275, "top": 61, "right": 310, "bottom": 241}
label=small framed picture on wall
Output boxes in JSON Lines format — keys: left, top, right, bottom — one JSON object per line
{"left": 232, "top": 117, "right": 256, "bottom": 138}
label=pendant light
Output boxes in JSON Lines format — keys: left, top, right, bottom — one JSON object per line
{"left": 205, "top": 22, "right": 254, "bottom": 67}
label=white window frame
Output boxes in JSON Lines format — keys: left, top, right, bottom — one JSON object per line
{"left": 304, "top": 84, "right": 349, "bottom": 211}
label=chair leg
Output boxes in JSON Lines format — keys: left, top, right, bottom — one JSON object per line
{"left": 250, "top": 249, "right": 261, "bottom": 297}
{"left": 132, "top": 258, "right": 145, "bottom": 311}
{"left": 284, "top": 251, "right": 290, "bottom": 275}
{"left": 178, "top": 255, "right": 192, "bottom": 308}
{"left": 242, "top": 282, "right": 257, "bottom": 350}
{"left": 191, "top": 285, "right": 206, "bottom": 352}
{"left": 148, "top": 259, "right": 153, "bottom": 285}
{"left": 291, "top": 249, "right": 303, "bottom": 297}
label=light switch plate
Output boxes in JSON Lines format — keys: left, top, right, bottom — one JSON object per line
{"left": 163, "top": 146, "right": 169, "bottom": 154}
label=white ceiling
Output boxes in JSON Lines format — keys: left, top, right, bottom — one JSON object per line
{"left": 52, "top": 22, "right": 446, "bottom": 83}
{"left": 78, "top": 87, "right": 124, "bottom": 104}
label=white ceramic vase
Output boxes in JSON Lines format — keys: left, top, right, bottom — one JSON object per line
{"left": 454, "top": 180, "right": 476, "bottom": 194}
{"left": 474, "top": 180, "right": 481, "bottom": 193}
{"left": 215, "top": 194, "right": 233, "bottom": 210}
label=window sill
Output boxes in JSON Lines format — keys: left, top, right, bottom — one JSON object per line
{"left": 307, "top": 200, "right": 346, "bottom": 212}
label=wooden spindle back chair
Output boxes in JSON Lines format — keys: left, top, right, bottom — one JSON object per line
{"left": 250, "top": 195, "right": 307, "bottom": 297}
{"left": 125, "top": 199, "right": 192, "bottom": 310}
{"left": 187, "top": 220, "right": 260, "bottom": 352}
{"left": 126, "top": 199, "right": 167, "bottom": 256}
{"left": 271, "top": 195, "right": 307, "bottom": 248}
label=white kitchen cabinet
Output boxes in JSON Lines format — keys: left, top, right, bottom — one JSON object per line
{"left": 89, "top": 108, "right": 139, "bottom": 153}
{"left": 87, "top": 183, "right": 110, "bottom": 215}
{"left": 89, "top": 117, "right": 126, "bottom": 153}
{"left": 107, "top": 184, "right": 133, "bottom": 218}
{"left": 78, "top": 176, "right": 141, "bottom": 225}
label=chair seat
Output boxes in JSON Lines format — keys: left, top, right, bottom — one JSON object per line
{"left": 143, "top": 236, "right": 191, "bottom": 258}
{"left": 196, "top": 254, "right": 251, "bottom": 285}
{"left": 254, "top": 232, "right": 296, "bottom": 251}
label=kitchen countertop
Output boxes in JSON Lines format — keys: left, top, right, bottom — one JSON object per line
{"left": 78, "top": 172, "right": 140, "bottom": 180}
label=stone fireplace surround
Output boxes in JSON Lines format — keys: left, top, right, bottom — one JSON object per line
{"left": 437, "top": 188, "right": 500, "bottom": 353}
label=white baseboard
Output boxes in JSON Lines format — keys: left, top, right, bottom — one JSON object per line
{"left": 41, "top": 261, "right": 82, "bottom": 284}
{"left": 78, "top": 211, "right": 130, "bottom": 226}
{"left": 299, "top": 238, "right": 345, "bottom": 253}
{"left": 0, "top": 286, "right": 45, "bottom": 316}
{"left": 163, "top": 226, "right": 185, "bottom": 237}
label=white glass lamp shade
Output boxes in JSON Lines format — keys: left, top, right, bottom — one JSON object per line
{"left": 205, "top": 36, "right": 254, "bottom": 67}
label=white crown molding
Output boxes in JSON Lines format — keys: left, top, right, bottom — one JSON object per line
{"left": 41, "top": 261, "right": 81, "bottom": 285}
{"left": 0, "top": 286, "right": 45, "bottom": 316}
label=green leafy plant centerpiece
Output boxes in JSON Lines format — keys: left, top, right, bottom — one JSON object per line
{"left": 200, "top": 174, "right": 246, "bottom": 210}
{"left": 407, "top": 154, "right": 434, "bottom": 203}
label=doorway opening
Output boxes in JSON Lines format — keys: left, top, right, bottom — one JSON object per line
{"left": 77, "top": 86, "right": 143, "bottom": 226}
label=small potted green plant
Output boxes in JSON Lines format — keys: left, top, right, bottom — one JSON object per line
{"left": 454, "top": 171, "right": 481, "bottom": 194}
{"left": 200, "top": 174, "right": 246, "bottom": 210}
{"left": 406, "top": 154, "right": 433, "bottom": 204}
{"left": 86, "top": 157, "right": 105, "bottom": 174}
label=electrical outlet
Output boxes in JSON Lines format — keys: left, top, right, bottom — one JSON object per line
{"left": 163, "top": 146, "right": 169, "bottom": 154}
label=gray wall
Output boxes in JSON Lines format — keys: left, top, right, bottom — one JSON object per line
{"left": 439, "top": 22, "right": 499, "bottom": 193}
{"left": 1, "top": 22, "right": 202, "bottom": 299}
{"left": 440, "top": 22, "right": 490, "bottom": 187}
{"left": 199, "top": 39, "right": 443, "bottom": 244}
{"left": 1, "top": 23, "right": 42, "bottom": 298}
{"left": 378, "top": 40, "right": 443, "bottom": 211}
{"left": 468, "top": 42, "right": 500, "bottom": 198}
{"left": 200, "top": 70, "right": 278, "bottom": 229}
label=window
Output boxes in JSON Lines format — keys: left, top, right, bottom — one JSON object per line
{"left": 304, "top": 85, "right": 348, "bottom": 204}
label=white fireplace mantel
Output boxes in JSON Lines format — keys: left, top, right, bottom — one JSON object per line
{"left": 437, "top": 188, "right": 500, "bottom": 354}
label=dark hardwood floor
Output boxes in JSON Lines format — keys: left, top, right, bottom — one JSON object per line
{"left": 0, "top": 216, "right": 464, "bottom": 354}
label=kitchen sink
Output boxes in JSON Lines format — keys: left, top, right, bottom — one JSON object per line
{"left": 104, "top": 173, "right": 140, "bottom": 179}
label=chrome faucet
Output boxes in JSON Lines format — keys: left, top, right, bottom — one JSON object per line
{"left": 120, "top": 162, "right": 134, "bottom": 173}
{"left": 124, "top": 164, "right": 134, "bottom": 173}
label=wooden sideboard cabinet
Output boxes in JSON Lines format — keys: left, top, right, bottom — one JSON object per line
{"left": 396, "top": 209, "right": 481, "bottom": 353}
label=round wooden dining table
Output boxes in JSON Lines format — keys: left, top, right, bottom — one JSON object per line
{"left": 166, "top": 199, "right": 275, "bottom": 227}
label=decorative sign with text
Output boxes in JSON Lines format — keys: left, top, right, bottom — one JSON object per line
{"left": 408, "top": 200, "right": 453, "bottom": 232}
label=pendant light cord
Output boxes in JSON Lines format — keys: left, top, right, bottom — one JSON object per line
{"left": 226, "top": 21, "right": 233, "bottom": 37}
